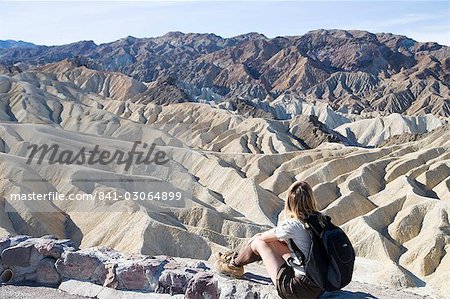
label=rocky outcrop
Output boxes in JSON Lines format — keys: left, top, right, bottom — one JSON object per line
{"left": 0, "top": 235, "right": 277, "bottom": 297}
{"left": 288, "top": 114, "right": 352, "bottom": 148}
{"left": 0, "top": 235, "right": 436, "bottom": 299}
{"left": 0, "top": 235, "right": 76, "bottom": 285}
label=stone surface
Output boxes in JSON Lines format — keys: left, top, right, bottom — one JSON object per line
{"left": 158, "top": 269, "right": 195, "bottom": 295}
{"left": 0, "top": 235, "right": 30, "bottom": 253}
{"left": 185, "top": 272, "right": 218, "bottom": 299}
{"left": 36, "top": 257, "right": 61, "bottom": 286}
{"left": 0, "top": 285, "right": 90, "bottom": 299}
{"left": 34, "top": 239, "right": 76, "bottom": 259}
{"left": 1, "top": 243, "right": 34, "bottom": 267}
{"left": 59, "top": 280, "right": 184, "bottom": 298}
{"left": 116, "top": 260, "right": 156, "bottom": 291}
{"left": 0, "top": 236, "right": 75, "bottom": 284}
{"left": 55, "top": 250, "right": 108, "bottom": 285}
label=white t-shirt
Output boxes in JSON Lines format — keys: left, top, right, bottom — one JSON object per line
{"left": 274, "top": 218, "right": 311, "bottom": 276}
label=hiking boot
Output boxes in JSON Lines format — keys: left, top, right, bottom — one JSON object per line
{"left": 214, "top": 251, "right": 244, "bottom": 278}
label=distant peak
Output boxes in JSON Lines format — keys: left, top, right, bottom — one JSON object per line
{"left": 305, "top": 29, "right": 360, "bottom": 38}
{"left": 0, "top": 39, "right": 37, "bottom": 49}
{"left": 234, "top": 32, "right": 267, "bottom": 40}
{"left": 65, "top": 40, "right": 97, "bottom": 47}
{"left": 123, "top": 35, "right": 137, "bottom": 41}
{"left": 163, "top": 31, "right": 185, "bottom": 38}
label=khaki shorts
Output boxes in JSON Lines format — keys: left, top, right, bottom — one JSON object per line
{"left": 276, "top": 263, "right": 324, "bottom": 299}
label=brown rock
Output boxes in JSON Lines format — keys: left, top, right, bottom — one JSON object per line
{"left": 158, "top": 269, "right": 195, "bottom": 295}
{"left": 1, "top": 244, "right": 34, "bottom": 267}
{"left": 116, "top": 258, "right": 167, "bottom": 291}
{"left": 116, "top": 262, "right": 150, "bottom": 291}
{"left": 34, "top": 239, "right": 75, "bottom": 259}
{"left": 36, "top": 257, "right": 61, "bottom": 286}
{"left": 185, "top": 272, "right": 218, "bottom": 299}
{"left": 55, "top": 250, "right": 107, "bottom": 285}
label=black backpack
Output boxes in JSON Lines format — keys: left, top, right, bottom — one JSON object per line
{"left": 289, "top": 212, "right": 355, "bottom": 291}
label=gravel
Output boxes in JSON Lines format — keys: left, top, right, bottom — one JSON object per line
{"left": 0, "top": 285, "right": 89, "bottom": 299}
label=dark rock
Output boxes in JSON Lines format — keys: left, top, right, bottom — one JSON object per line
{"left": 192, "top": 261, "right": 210, "bottom": 270}
{"left": 115, "top": 257, "right": 168, "bottom": 292}
{"left": 158, "top": 269, "right": 195, "bottom": 295}
{"left": 185, "top": 272, "right": 218, "bottom": 299}
{"left": 55, "top": 250, "right": 107, "bottom": 284}
{"left": 36, "top": 257, "right": 61, "bottom": 286}
{"left": 116, "top": 261, "right": 152, "bottom": 291}
{"left": 1, "top": 243, "right": 34, "bottom": 267}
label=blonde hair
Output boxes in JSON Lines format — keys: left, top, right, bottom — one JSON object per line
{"left": 285, "top": 181, "right": 319, "bottom": 221}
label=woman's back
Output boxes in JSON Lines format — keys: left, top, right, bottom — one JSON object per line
{"left": 275, "top": 218, "right": 311, "bottom": 276}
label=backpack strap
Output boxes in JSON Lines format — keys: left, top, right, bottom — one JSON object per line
{"left": 289, "top": 238, "right": 306, "bottom": 266}
{"left": 305, "top": 212, "right": 332, "bottom": 237}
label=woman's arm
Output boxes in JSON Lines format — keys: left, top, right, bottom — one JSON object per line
{"left": 258, "top": 228, "right": 280, "bottom": 243}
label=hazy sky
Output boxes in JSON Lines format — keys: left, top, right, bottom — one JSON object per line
{"left": 1, "top": 1, "right": 449, "bottom": 46}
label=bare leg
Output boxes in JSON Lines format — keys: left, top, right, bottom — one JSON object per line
{"left": 251, "top": 237, "right": 291, "bottom": 284}
{"left": 233, "top": 234, "right": 263, "bottom": 267}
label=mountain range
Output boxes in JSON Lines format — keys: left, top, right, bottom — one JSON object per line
{"left": 0, "top": 40, "right": 36, "bottom": 49}
{"left": 1, "top": 29, "right": 449, "bottom": 118}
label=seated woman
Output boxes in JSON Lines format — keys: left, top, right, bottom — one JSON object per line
{"left": 214, "top": 181, "right": 324, "bottom": 299}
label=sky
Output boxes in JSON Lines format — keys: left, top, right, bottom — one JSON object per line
{"left": 0, "top": 1, "right": 449, "bottom": 46}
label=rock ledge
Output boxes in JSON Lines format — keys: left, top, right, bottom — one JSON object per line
{"left": 0, "top": 235, "right": 432, "bottom": 298}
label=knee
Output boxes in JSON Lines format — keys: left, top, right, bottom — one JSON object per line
{"left": 249, "top": 234, "right": 262, "bottom": 247}
{"left": 251, "top": 237, "right": 268, "bottom": 252}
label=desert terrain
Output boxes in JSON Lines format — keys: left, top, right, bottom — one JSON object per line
{"left": 0, "top": 30, "right": 449, "bottom": 298}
